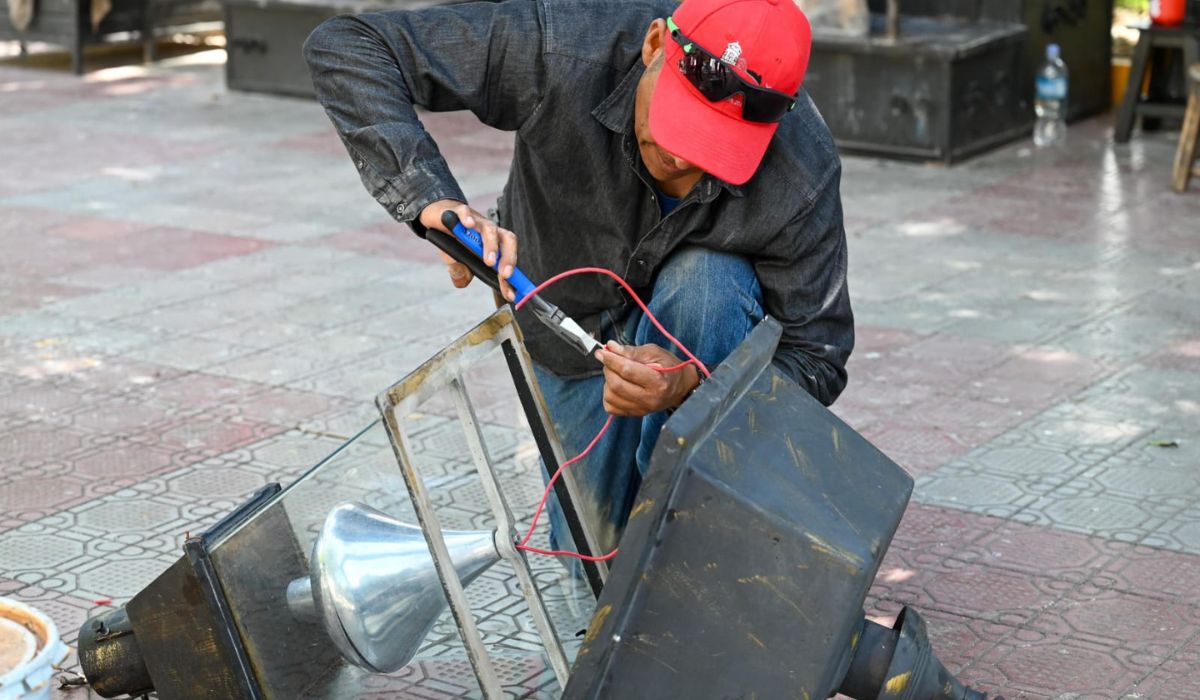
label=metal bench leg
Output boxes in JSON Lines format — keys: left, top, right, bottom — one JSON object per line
{"left": 71, "top": 41, "right": 84, "bottom": 75}
{"left": 1116, "top": 30, "right": 1153, "bottom": 143}
{"left": 142, "top": 0, "right": 159, "bottom": 63}
{"left": 72, "top": 2, "right": 86, "bottom": 75}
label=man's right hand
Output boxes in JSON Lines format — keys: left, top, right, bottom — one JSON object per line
{"left": 419, "top": 199, "right": 520, "bottom": 302}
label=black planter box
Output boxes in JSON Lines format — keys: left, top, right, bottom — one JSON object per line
{"left": 223, "top": 0, "right": 463, "bottom": 98}
{"left": 224, "top": 0, "right": 343, "bottom": 97}
{"left": 867, "top": 0, "right": 1113, "bottom": 122}
{"left": 805, "top": 14, "right": 1028, "bottom": 163}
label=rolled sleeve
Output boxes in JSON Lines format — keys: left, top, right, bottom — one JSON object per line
{"left": 303, "top": 3, "right": 546, "bottom": 228}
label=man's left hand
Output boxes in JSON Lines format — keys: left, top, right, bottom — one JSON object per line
{"left": 595, "top": 341, "right": 701, "bottom": 417}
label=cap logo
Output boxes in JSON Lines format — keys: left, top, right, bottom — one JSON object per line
{"left": 721, "top": 41, "right": 742, "bottom": 66}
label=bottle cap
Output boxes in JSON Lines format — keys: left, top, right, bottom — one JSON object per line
{"left": 1047, "top": 43, "right": 1061, "bottom": 60}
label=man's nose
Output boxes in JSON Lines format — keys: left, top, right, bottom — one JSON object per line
{"left": 670, "top": 153, "right": 692, "bottom": 170}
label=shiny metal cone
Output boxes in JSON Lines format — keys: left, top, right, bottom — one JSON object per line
{"left": 286, "top": 502, "right": 500, "bottom": 673}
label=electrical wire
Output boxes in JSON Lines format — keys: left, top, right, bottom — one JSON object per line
{"left": 514, "top": 266, "right": 712, "bottom": 379}
{"left": 512, "top": 267, "right": 709, "bottom": 563}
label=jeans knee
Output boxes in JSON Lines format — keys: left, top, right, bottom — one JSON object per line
{"left": 637, "top": 246, "right": 763, "bottom": 365}
{"left": 653, "top": 247, "right": 760, "bottom": 312}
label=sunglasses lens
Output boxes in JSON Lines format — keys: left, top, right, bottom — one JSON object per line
{"left": 741, "top": 92, "right": 793, "bottom": 123}
{"left": 672, "top": 24, "right": 795, "bottom": 124}
{"left": 681, "top": 54, "right": 737, "bottom": 101}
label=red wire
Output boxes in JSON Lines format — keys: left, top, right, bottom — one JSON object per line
{"left": 517, "top": 415, "right": 613, "bottom": 552}
{"left": 513, "top": 267, "right": 707, "bottom": 563}
{"left": 514, "top": 267, "right": 711, "bottom": 379}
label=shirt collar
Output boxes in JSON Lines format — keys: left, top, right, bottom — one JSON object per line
{"left": 591, "top": 61, "right": 745, "bottom": 198}
{"left": 591, "top": 61, "right": 643, "bottom": 135}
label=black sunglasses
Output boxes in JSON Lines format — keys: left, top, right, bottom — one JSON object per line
{"left": 666, "top": 16, "right": 797, "bottom": 123}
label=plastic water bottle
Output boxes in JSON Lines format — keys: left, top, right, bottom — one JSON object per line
{"left": 1034, "top": 43, "right": 1068, "bottom": 147}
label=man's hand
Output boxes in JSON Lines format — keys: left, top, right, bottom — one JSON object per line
{"left": 595, "top": 341, "right": 701, "bottom": 417}
{"left": 419, "top": 199, "right": 520, "bottom": 302}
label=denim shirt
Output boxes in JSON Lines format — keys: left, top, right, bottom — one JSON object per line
{"left": 304, "top": 0, "right": 854, "bottom": 405}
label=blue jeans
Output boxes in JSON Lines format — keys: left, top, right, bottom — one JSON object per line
{"left": 534, "top": 246, "right": 764, "bottom": 556}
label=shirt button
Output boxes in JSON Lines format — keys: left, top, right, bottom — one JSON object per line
{"left": 356, "top": 159, "right": 365, "bottom": 170}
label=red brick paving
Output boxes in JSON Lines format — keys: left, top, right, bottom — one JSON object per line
{"left": 316, "top": 221, "right": 447, "bottom": 263}
{"left": 859, "top": 422, "right": 975, "bottom": 475}
{"left": 232, "top": 386, "right": 351, "bottom": 428}
{"left": 101, "top": 226, "right": 274, "bottom": 271}
{"left": 1145, "top": 337, "right": 1200, "bottom": 373}
{"left": 70, "top": 441, "right": 177, "bottom": 480}
{"left": 43, "top": 216, "right": 155, "bottom": 242}
{"left": 867, "top": 503, "right": 1200, "bottom": 698}
{"left": 0, "top": 474, "right": 88, "bottom": 515}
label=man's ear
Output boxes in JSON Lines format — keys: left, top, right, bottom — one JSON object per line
{"left": 641, "top": 18, "right": 668, "bottom": 68}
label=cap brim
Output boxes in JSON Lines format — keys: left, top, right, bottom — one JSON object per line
{"left": 649, "top": 60, "right": 778, "bottom": 186}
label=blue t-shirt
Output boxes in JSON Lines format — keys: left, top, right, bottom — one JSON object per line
{"left": 655, "top": 187, "right": 681, "bottom": 218}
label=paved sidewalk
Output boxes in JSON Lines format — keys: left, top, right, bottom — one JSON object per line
{"left": 1, "top": 49, "right": 1199, "bottom": 699}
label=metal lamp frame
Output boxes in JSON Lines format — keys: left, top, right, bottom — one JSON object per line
{"left": 374, "top": 307, "right": 606, "bottom": 699}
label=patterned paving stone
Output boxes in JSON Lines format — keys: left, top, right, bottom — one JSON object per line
{"left": 0, "top": 531, "right": 85, "bottom": 571}
{"left": 916, "top": 469, "right": 1042, "bottom": 519}
{"left": 167, "top": 463, "right": 268, "bottom": 500}
{"left": 1156, "top": 508, "right": 1200, "bottom": 556}
{"left": 1018, "top": 491, "right": 1170, "bottom": 545}
{"left": 1134, "top": 631, "right": 1200, "bottom": 700}
{"left": 950, "top": 517, "right": 1113, "bottom": 586}
{"left": 70, "top": 440, "right": 177, "bottom": 480}
{"left": 144, "top": 370, "right": 270, "bottom": 410}
{"left": 127, "top": 334, "right": 260, "bottom": 371}
{"left": 207, "top": 347, "right": 334, "bottom": 386}
{"left": 1146, "top": 336, "right": 1200, "bottom": 373}
{"left": 67, "top": 395, "right": 177, "bottom": 437}
{"left": 194, "top": 317, "right": 312, "bottom": 350}
{"left": 1, "top": 423, "right": 91, "bottom": 466}
{"left": 298, "top": 402, "right": 385, "bottom": 441}
{"left": 148, "top": 414, "right": 285, "bottom": 465}
{"left": 1032, "top": 587, "right": 1200, "bottom": 654}
{"left": 887, "top": 503, "right": 996, "bottom": 563}
{"left": 50, "top": 356, "right": 184, "bottom": 396}
{"left": 899, "top": 559, "right": 1074, "bottom": 628}
{"left": 243, "top": 430, "right": 351, "bottom": 472}
{"left": 1070, "top": 365, "right": 1200, "bottom": 431}
{"left": 0, "top": 474, "right": 88, "bottom": 527}
{"left": 970, "top": 629, "right": 1156, "bottom": 700}
{"left": 227, "top": 387, "right": 351, "bottom": 429}
{"left": 861, "top": 421, "right": 975, "bottom": 476}
{"left": 1092, "top": 542, "right": 1200, "bottom": 605}
{"left": 0, "top": 381, "right": 93, "bottom": 419}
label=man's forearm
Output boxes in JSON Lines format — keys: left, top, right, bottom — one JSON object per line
{"left": 304, "top": 13, "right": 464, "bottom": 225}
{"left": 302, "top": 4, "right": 545, "bottom": 229}
{"left": 772, "top": 343, "right": 849, "bottom": 407}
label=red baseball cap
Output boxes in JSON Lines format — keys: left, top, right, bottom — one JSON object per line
{"left": 649, "top": 0, "right": 812, "bottom": 185}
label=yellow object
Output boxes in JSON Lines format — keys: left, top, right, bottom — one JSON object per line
{"left": 1112, "top": 58, "right": 1132, "bottom": 108}
{"left": 884, "top": 670, "right": 912, "bottom": 695}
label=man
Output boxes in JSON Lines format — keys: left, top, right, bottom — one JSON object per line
{"left": 304, "top": 0, "right": 853, "bottom": 555}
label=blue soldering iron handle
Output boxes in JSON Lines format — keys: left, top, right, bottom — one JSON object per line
{"left": 440, "top": 210, "right": 537, "bottom": 303}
